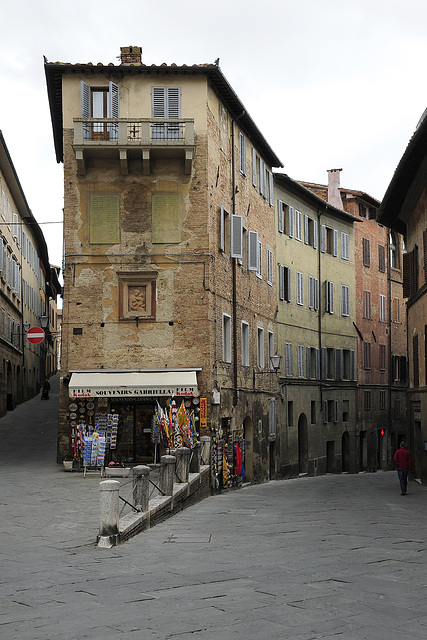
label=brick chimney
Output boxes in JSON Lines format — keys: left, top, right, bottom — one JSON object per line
{"left": 327, "top": 169, "right": 343, "bottom": 210}
{"left": 120, "top": 46, "right": 142, "bottom": 65}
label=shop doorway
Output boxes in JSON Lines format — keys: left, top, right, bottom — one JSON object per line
{"left": 110, "top": 401, "right": 155, "bottom": 464}
{"left": 342, "top": 431, "right": 350, "bottom": 472}
{"left": 243, "top": 416, "right": 253, "bottom": 482}
{"left": 298, "top": 413, "right": 308, "bottom": 474}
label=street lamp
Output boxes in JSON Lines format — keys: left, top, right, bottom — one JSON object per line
{"left": 40, "top": 315, "right": 49, "bottom": 329}
{"left": 253, "top": 354, "right": 282, "bottom": 389}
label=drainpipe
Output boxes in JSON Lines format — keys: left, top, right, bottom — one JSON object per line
{"left": 387, "top": 232, "right": 393, "bottom": 465}
{"left": 317, "top": 210, "right": 323, "bottom": 407}
{"left": 231, "top": 118, "right": 241, "bottom": 407}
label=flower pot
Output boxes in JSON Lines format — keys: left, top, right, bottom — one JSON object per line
{"left": 105, "top": 467, "right": 131, "bottom": 478}
{"left": 63, "top": 460, "right": 73, "bottom": 471}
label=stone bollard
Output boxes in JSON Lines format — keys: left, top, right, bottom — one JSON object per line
{"left": 159, "top": 455, "right": 176, "bottom": 496}
{"left": 132, "top": 465, "right": 150, "bottom": 512}
{"left": 200, "top": 436, "right": 211, "bottom": 465}
{"left": 175, "top": 447, "right": 191, "bottom": 483}
{"left": 189, "top": 441, "right": 201, "bottom": 474}
{"left": 98, "top": 480, "right": 120, "bottom": 548}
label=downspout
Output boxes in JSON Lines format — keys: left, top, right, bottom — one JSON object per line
{"left": 387, "top": 231, "right": 393, "bottom": 464}
{"left": 231, "top": 117, "right": 242, "bottom": 407}
{"left": 317, "top": 210, "right": 323, "bottom": 406}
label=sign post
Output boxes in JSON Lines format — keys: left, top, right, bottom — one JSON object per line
{"left": 26, "top": 327, "right": 45, "bottom": 344}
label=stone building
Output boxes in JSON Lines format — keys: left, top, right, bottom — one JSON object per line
{"left": 0, "top": 131, "right": 60, "bottom": 415}
{"left": 300, "top": 170, "right": 407, "bottom": 471}
{"left": 274, "top": 173, "right": 357, "bottom": 477}
{"left": 378, "top": 108, "right": 427, "bottom": 484}
{"left": 45, "top": 46, "right": 283, "bottom": 480}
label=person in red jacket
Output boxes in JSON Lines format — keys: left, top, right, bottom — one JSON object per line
{"left": 393, "top": 442, "right": 414, "bottom": 495}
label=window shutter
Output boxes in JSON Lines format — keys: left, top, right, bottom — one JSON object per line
{"left": 230, "top": 215, "right": 243, "bottom": 259}
{"left": 288, "top": 206, "right": 294, "bottom": 238}
{"left": 350, "top": 350, "right": 355, "bottom": 380}
{"left": 279, "top": 265, "right": 285, "bottom": 300}
{"left": 152, "top": 87, "right": 166, "bottom": 118}
{"left": 333, "top": 229, "right": 338, "bottom": 256}
{"left": 81, "top": 81, "right": 90, "bottom": 117}
{"left": 266, "top": 249, "right": 273, "bottom": 285}
{"left": 335, "top": 349, "right": 343, "bottom": 380}
{"left": 248, "top": 231, "right": 258, "bottom": 270}
{"left": 268, "top": 172, "right": 274, "bottom": 206}
{"left": 286, "top": 267, "right": 291, "bottom": 302}
{"left": 423, "top": 229, "right": 427, "bottom": 282}
{"left": 323, "top": 400, "right": 328, "bottom": 423}
{"left": 269, "top": 399, "right": 276, "bottom": 437}
{"left": 278, "top": 201, "right": 284, "bottom": 233}
{"left": 239, "top": 132, "right": 246, "bottom": 175}
{"left": 308, "top": 276, "right": 314, "bottom": 309}
{"left": 378, "top": 244, "right": 385, "bottom": 273}
{"left": 166, "top": 87, "right": 180, "bottom": 118}
{"left": 0, "top": 238, "right": 3, "bottom": 274}
{"left": 314, "top": 278, "right": 319, "bottom": 310}
{"left": 306, "top": 347, "right": 312, "bottom": 379}
{"left": 252, "top": 148, "right": 257, "bottom": 186}
{"left": 322, "top": 347, "right": 327, "bottom": 379}
{"left": 320, "top": 225, "right": 326, "bottom": 253}
{"left": 315, "top": 348, "right": 320, "bottom": 379}
{"left": 334, "top": 400, "right": 338, "bottom": 423}
{"left": 108, "top": 82, "right": 120, "bottom": 118}
{"left": 304, "top": 215, "right": 309, "bottom": 244}
{"left": 413, "top": 334, "right": 419, "bottom": 387}
{"left": 220, "top": 204, "right": 225, "bottom": 251}
{"left": 313, "top": 220, "right": 318, "bottom": 249}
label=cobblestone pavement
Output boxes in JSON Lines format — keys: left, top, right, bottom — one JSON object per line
{"left": 1, "top": 375, "right": 426, "bottom": 639}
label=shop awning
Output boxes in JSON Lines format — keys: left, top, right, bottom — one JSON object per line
{"left": 68, "top": 370, "right": 199, "bottom": 399}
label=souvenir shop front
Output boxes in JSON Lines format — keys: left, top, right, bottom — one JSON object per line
{"left": 67, "top": 369, "right": 201, "bottom": 468}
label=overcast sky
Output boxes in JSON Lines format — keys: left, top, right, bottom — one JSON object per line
{"left": 1, "top": 0, "right": 427, "bottom": 272}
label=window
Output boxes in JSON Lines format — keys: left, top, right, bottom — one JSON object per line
{"left": 363, "top": 291, "right": 371, "bottom": 319}
{"left": 364, "top": 391, "right": 371, "bottom": 411}
{"left": 222, "top": 314, "right": 231, "bottom": 363}
{"left": 277, "top": 201, "right": 294, "bottom": 237}
{"left": 403, "top": 245, "right": 419, "bottom": 298}
{"left": 256, "top": 240, "right": 262, "bottom": 278}
{"left": 295, "top": 210, "right": 302, "bottom": 241}
{"left": 362, "top": 238, "right": 370, "bottom": 267}
{"left": 379, "top": 344, "right": 386, "bottom": 371}
{"left": 297, "top": 345, "right": 305, "bottom": 378}
{"left": 389, "top": 230, "right": 397, "bottom": 268}
{"left": 380, "top": 390, "right": 386, "bottom": 410}
{"left": 268, "top": 331, "right": 274, "bottom": 369}
{"left": 81, "top": 80, "right": 119, "bottom": 140}
{"left": 364, "top": 342, "right": 371, "bottom": 369}
{"left": 321, "top": 225, "right": 338, "bottom": 255}
{"left": 238, "top": 132, "right": 246, "bottom": 176}
{"left": 379, "top": 294, "right": 386, "bottom": 322}
{"left": 322, "top": 347, "right": 335, "bottom": 379}
{"left": 241, "top": 321, "right": 249, "bottom": 367}
{"left": 325, "top": 280, "right": 334, "bottom": 314}
{"left": 151, "top": 86, "right": 181, "bottom": 139}
{"left": 285, "top": 342, "right": 293, "bottom": 377}
{"left": 308, "top": 276, "right": 319, "bottom": 310}
{"left": 378, "top": 245, "right": 385, "bottom": 272}
{"left": 296, "top": 272, "right": 304, "bottom": 305}
{"left": 269, "top": 399, "right": 276, "bottom": 437}
{"left": 257, "top": 327, "right": 264, "bottom": 368}
{"left": 304, "top": 215, "right": 318, "bottom": 248}
{"left": 90, "top": 195, "right": 120, "bottom": 244}
{"left": 266, "top": 248, "right": 273, "bottom": 285}
{"left": 341, "top": 285, "right": 349, "bottom": 317}
{"left": 259, "top": 160, "right": 267, "bottom": 198}
{"left": 152, "top": 194, "right": 182, "bottom": 244}
{"left": 118, "top": 272, "right": 157, "bottom": 321}
{"left": 306, "top": 347, "right": 320, "bottom": 379}
{"left": 279, "top": 265, "right": 291, "bottom": 302}
{"left": 341, "top": 232, "right": 349, "bottom": 260}
{"left": 393, "top": 297, "right": 400, "bottom": 323}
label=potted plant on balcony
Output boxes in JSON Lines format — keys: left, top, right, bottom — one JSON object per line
{"left": 63, "top": 453, "right": 74, "bottom": 471}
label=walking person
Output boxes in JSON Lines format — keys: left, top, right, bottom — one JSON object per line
{"left": 393, "top": 441, "right": 414, "bottom": 495}
{"left": 41, "top": 378, "right": 50, "bottom": 400}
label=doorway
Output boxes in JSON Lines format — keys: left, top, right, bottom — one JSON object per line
{"left": 342, "top": 431, "right": 350, "bottom": 472}
{"left": 298, "top": 413, "right": 308, "bottom": 474}
{"left": 243, "top": 416, "right": 253, "bottom": 482}
{"left": 359, "top": 431, "right": 367, "bottom": 471}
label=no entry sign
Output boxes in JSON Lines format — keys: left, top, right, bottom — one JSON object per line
{"left": 27, "top": 327, "right": 45, "bottom": 344}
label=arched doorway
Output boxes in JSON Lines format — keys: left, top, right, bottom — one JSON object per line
{"left": 243, "top": 416, "right": 253, "bottom": 482}
{"left": 298, "top": 413, "right": 308, "bottom": 475}
{"left": 342, "top": 431, "right": 350, "bottom": 472}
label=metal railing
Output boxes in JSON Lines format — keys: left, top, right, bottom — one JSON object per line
{"left": 74, "top": 118, "right": 194, "bottom": 146}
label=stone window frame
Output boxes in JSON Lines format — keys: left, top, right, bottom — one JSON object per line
{"left": 118, "top": 272, "right": 157, "bottom": 322}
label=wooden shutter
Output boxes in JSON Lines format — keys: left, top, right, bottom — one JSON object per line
{"left": 378, "top": 244, "right": 385, "bottom": 273}
{"left": 252, "top": 148, "right": 257, "bottom": 186}
{"left": 278, "top": 201, "right": 284, "bottom": 233}
{"left": 108, "top": 82, "right": 119, "bottom": 117}
{"left": 279, "top": 265, "right": 285, "bottom": 300}
{"left": 402, "top": 250, "right": 413, "bottom": 298}
{"left": 286, "top": 267, "right": 291, "bottom": 302}
{"left": 320, "top": 225, "right": 326, "bottom": 253}
{"left": 288, "top": 206, "right": 294, "bottom": 238}
{"left": 333, "top": 229, "right": 338, "bottom": 256}
{"left": 304, "top": 215, "right": 309, "bottom": 244}
{"left": 220, "top": 204, "right": 225, "bottom": 251}
{"left": 350, "top": 350, "right": 355, "bottom": 380}
{"left": 248, "top": 231, "right": 258, "bottom": 270}
{"left": 313, "top": 220, "right": 318, "bottom": 249}
{"left": 230, "top": 215, "right": 243, "bottom": 259}
{"left": 81, "top": 81, "right": 90, "bottom": 117}
{"left": 413, "top": 334, "right": 419, "bottom": 387}
{"left": 306, "top": 347, "right": 312, "bottom": 379}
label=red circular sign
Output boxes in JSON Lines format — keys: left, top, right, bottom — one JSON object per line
{"left": 27, "top": 327, "right": 45, "bottom": 344}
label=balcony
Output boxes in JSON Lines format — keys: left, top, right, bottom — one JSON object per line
{"left": 73, "top": 118, "right": 195, "bottom": 176}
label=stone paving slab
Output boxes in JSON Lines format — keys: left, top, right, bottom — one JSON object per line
{"left": 1, "top": 376, "right": 427, "bottom": 638}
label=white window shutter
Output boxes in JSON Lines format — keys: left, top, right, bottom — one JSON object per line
{"left": 320, "top": 225, "right": 326, "bottom": 252}
{"left": 268, "top": 172, "right": 274, "bottom": 206}
{"left": 333, "top": 229, "right": 338, "bottom": 256}
{"left": 152, "top": 87, "right": 166, "bottom": 118}
{"left": 279, "top": 265, "right": 285, "bottom": 300}
{"left": 323, "top": 400, "right": 328, "bottom": 423}
{"left": 322, "top": 347, "right": 328, "bottom": 379}
{"left": 81, "top": 81, "right": 90, "bottom": 117}
{"left": 248, "top": 231, "right": 258, "bottom": 270}
{"left": 314, "top": 278, "right": 319, "bottom": 311}
{"left": 288, "top": 206, "right": 294, "bottom": 238}
{"left": 230, "top": 215, "right": 243, "bottom": 259}
{"left": 287, "top": 267, "right": 291, "bottom": 302}
{"left": 252, "top": 149, "right": 257, "bottom": 186}
{"left": 108, "top": 82, "right": 120, "bottom": 118}
{"left": 315, "top": 349, "right": 320, "bottom": 379}
{"left": 313, "top": 219, "right": 318, "bottom": 249}
{"left": 304, "top": 215, "right": 309, "bottom": 244}
{"left": 329, "top": 282, "right": 334, "bottom": 314}
{"left": 166, "top": 87, "right": 180, "bottom": 118}
{"left": 266, "top": 249, "right": 273, "bottom": 285}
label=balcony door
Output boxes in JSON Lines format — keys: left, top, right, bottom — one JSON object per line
{"left": 81, "top": 81, "right": 119, "bottom": 140}
{"left": 151, "top": 86, "right": 181, "bottom": 140}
